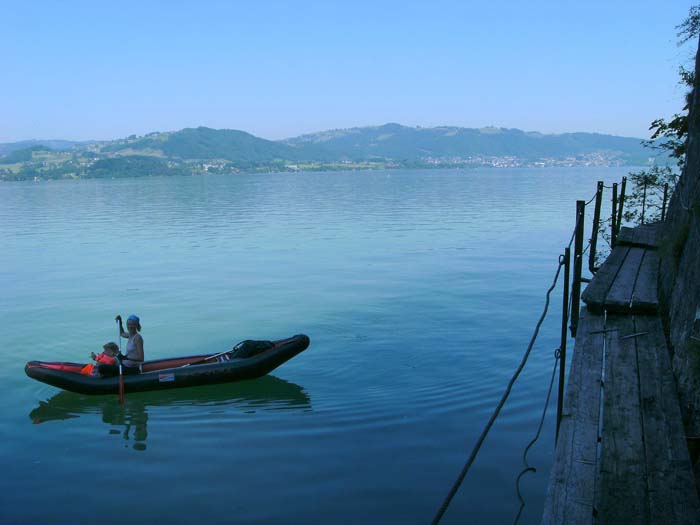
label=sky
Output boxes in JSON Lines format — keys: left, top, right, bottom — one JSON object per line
{"left": 1, "top": 0, "right": 698, "bottom": 142}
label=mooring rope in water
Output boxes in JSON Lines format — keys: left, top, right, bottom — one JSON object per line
{"left": 430, "top": 257, "right": 564, "bottom": 525}
{"left": 512, "top": 348, "right": 561, "bottom": 525}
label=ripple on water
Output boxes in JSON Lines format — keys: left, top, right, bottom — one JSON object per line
{"left": 1, "top": 167, "right": 630, "bottom": 524}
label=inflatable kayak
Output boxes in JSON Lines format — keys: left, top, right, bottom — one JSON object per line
{"left": 25, "top": 334, "right": 310, "bottom": 395}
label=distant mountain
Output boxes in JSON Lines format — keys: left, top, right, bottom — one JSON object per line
{"left": 104, "top": 127, "right": 302, "bottom": 163}
{"left": 283, "top": 123, "right": 649, "bottom": 162}
{"left": 1, "top": 124, "right": 650, "bottom": 163}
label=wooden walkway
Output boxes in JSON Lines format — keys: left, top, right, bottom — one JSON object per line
{"left": 542, "top": 223, "right": 700, "bottom": 524}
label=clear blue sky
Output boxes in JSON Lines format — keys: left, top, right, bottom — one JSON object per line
{"left": 1, "top": 0, "right": 697, "bottom": 142}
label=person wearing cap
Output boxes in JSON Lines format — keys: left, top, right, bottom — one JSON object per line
{"left": 115, "top": 314, "right": 144, "bottom": 374}
{"left": 81, "top": 342, "right": 119, "bottom": 375}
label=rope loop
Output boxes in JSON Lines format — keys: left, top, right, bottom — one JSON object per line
{"left": 554, "top": 347, "right": 561, "bottom": 359}
{"left": 512, "top": 354, "right": 561, "bottom": 524}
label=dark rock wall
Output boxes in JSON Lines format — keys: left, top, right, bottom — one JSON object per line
{"left": 659, "top": 38, "right": 700, "bottom": 436}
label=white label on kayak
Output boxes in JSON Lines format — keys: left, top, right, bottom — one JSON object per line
{"left": 159, "top": 373, "right": 175, "bottom": 382}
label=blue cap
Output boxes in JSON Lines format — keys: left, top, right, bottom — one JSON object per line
{"left": 127, "top": 314, "right": 140, "bottom": 323}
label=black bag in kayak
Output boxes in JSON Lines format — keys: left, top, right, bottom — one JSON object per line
{"left": 231, "top": 340, "right": 274, "bottom": 359}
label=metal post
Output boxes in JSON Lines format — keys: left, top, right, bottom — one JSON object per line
{"left": 641, "top": 182, "right": 647, "bottom": 225}
{"left": 617, "top": 176, "right": 626, "bottom": 234}
{"left": 611, "top": 183, "right": 618, "bottom": 248}
{"left": 589, "top": 181, "right": 603, "bottom": 274}
{"left": 570, "top": 200, "right": 585, "bottom": 337}
{"left": 556, "top": 247, "right": 570, "bottom": 443}
{"left": 661, "top": 183, "right": 669, "bottom": 221}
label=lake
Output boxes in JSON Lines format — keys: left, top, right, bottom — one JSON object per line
{"left": 0, "top": 167, "right": 627, "bottom": 524}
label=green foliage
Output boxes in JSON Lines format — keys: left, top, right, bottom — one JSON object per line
{"left": 677, "top": 5, "right": 700, "bottom": 44}
{"left": 595, "top": 166, "right": 675, "bottom": 265}
{"left": 644, "top": 64, "right": 693, "bottom": 168}
{"left": 623, "top": 165, "right": 677, "bottom": 224}
{"left": 12, "top": 163, "right": 75, "bottom": 180}
{"left": 0, "top": 145, "right": 51, "bottom": 164}
{"left": 85, "top": 156, "right": 188, "bottom": 178}
{"left": 106, "top": 127, "right": 300, "bottom": 163}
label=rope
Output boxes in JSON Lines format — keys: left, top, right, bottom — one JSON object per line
{"left": 513, "top": 349, "right": 560, "bottom": 525}
{"left": 563, "top": 191, "right": 597, "bottom": 250}
{"left": 431, "top": 257, "right": 564, "bottom": 525}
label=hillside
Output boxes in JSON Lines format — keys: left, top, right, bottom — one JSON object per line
{"left": 101, "top": 123, "right": 651, "bottom": 163}
{"left": 0, "top": 123, "right": 654, "bottom": 180}
{"left": 0, "top": 139, "right": 89, "bottom": 156}
{"left": 104, "top": 127, "right": 302, "bottom": 163}
{"left": 284, "top": 123, "right": 650, "bottom": 162}
{"left": 0, "top": 145, "right": 53, "bottom": 165}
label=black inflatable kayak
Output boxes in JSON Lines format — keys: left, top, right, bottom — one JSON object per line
{"left": 25, "top": 334, "right": 310, "bottom": 395}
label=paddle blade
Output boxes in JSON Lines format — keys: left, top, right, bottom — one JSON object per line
{"left": 119, "top": 374, "right": 125, "bottom": 404}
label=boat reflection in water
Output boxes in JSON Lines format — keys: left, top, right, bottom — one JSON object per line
{"left": 29, "top": 375, "right": 311, "bottom": 451}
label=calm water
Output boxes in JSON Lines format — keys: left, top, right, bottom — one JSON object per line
{"left": 0, "top": 168, "right": 626, "bottom": 524}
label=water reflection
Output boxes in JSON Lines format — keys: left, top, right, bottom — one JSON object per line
{"left": 29, "top": 375, "right": 311, "bottom": 450}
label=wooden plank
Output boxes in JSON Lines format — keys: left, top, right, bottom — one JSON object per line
{"left": 638, "top": 222, "right": 663, "bottom": 249}
{"left": 582, "top": 246, "right": 630, "bottom": 313}
{"left": 635, "top": 315, "right": 700, "bottom": 524}
{"left": 543, "top": 310, "right": 605, "bottom": 525}
{"left": 596, "top": 315, "right": 648, "bottom": 524}
{"left": 616, "top": 226, "right": 637, "bottom": 247}
{"left": 617, "top": 223, "right": 662, "bottom": 249}
{"left": 604, "top": 247, "right": 645, "bottom": 313}
{"left": 632, "top": 250, "right": 659, "bottom": 313}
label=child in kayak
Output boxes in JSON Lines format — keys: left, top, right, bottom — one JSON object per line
{"left": 81, "top": 342, "right": 119, "bottom": 375}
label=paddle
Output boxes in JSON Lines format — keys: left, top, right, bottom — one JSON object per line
{"left": 180, "top": 349, "right": 235, "bottom": 368}
{"left": 117, "top": 318, "right": 125, "bottom": 404}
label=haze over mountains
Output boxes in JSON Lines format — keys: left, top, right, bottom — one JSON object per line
{"left": 0, "top": 123, "right": 654, "bottom": 180}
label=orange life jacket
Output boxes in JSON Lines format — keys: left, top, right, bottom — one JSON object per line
{"left": 81, "top": 353, "right": 117, "bottom": 375}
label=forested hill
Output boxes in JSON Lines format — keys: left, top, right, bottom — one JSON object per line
{"left": 100, "top": 124, "right": 649, "bottom": 163}
{"left": 0, "top": 139, "right": 89, "bottom": 156}
{"left": 103, "top": 127, "right": 302, "bottom": 163}
{"left": 284, "top": 123, "right": 649, "bottom": 162}
{"left": 0, "top": 124, "right": 653, "bottom": 180}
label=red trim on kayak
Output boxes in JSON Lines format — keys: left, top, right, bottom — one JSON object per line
{"left": 32, "top": 363, "right": 85, "bottom": 374}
